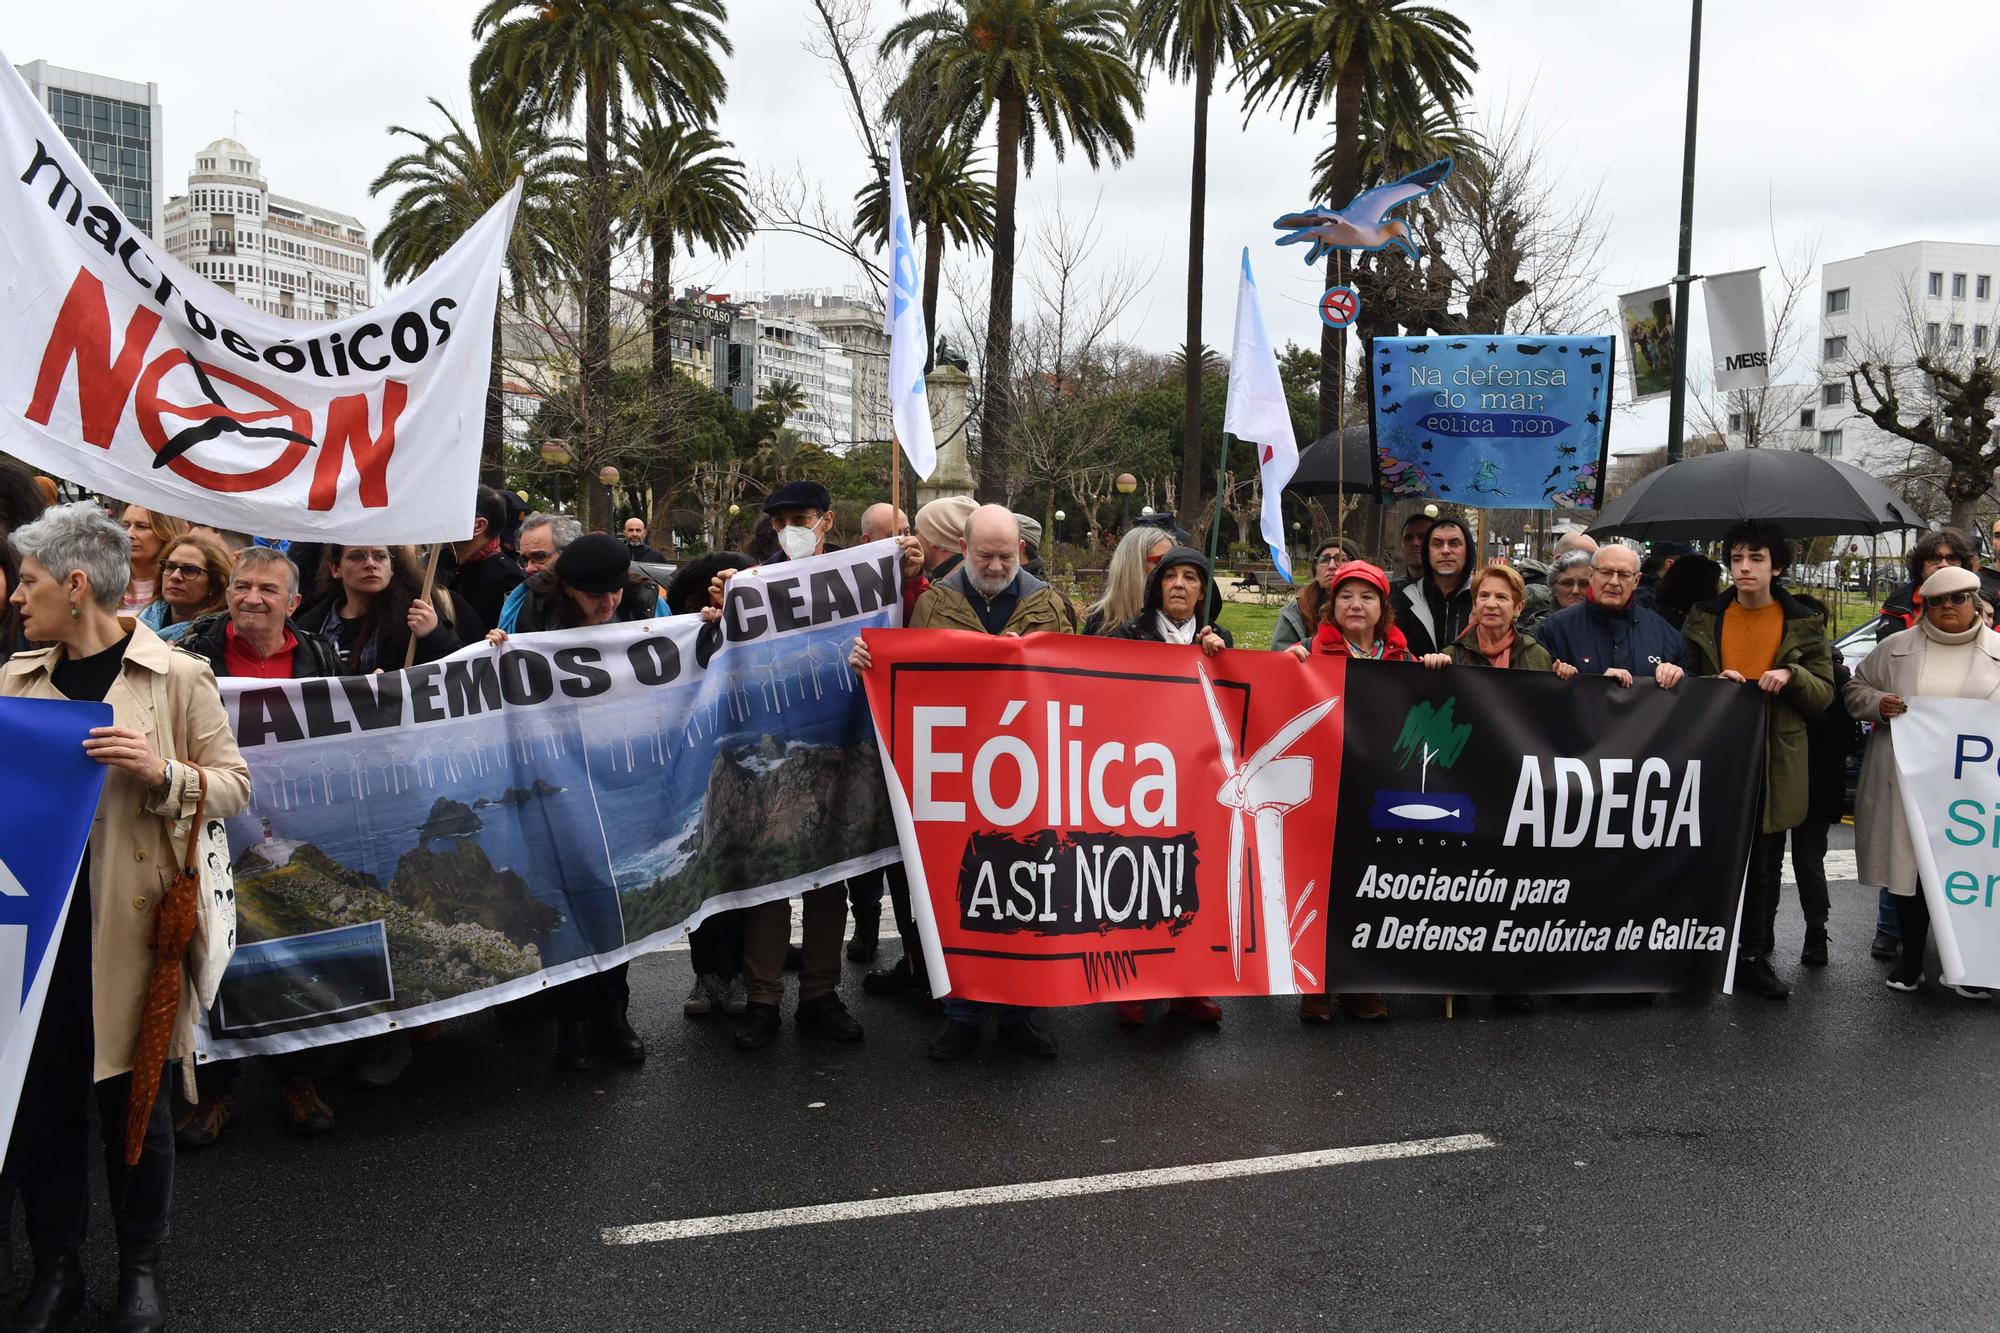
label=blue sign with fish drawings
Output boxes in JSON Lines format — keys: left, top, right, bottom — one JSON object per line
{"left": 1369, "top": 335, "right": 1614, "bottom": 511}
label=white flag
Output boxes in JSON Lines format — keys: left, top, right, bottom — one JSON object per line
{"left": 0, "top": 50, "right": 518, "bottom": 544}
{"left": 1223, "top": 248, "right": 1299, "bottom": 583}
{"left": 882, "top": 126, "right": 936, "bottom": 479}
{"left": 1704, "top": 268, "right": 1769, "bottom": 392}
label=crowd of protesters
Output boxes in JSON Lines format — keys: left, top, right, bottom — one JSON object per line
{"left": 4, "top": 448, "right": 2000, "bottom": 1332}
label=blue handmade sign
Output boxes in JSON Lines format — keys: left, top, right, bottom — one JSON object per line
{"left": 1369, "top": 336, "right": 1614, "bottom": 511}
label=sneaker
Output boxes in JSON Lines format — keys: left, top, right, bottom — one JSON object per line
{"left": 720, "top": 975, "right": 749, "bottom": 1016}
{"left": 279, "top": 1077, "right": 335, "bottom": 1137}
{"left": 1951, "top": 984, "right": 1992, "bottom": 1001}
{"left": 351, "top": 1031, "right": 413, "bottom": 1087}
{"left": 1801, "top": 927, "right": 1829, "bottom": 968}
{"left": 1886, "top": 952, "right": 1924, "bottom": 991}
{"left": 683, "top": 976, "right": 714, "bottom": 1018}
{"left": 1736, "top": 956, "right": 1791, "bottom": 1000}
{"left": 1870, "top": 929, "right": 1900, "bottom": 960}
{"left": 795, "top": 993, "right": 863, "bottom": 1042}
{"left": 174, "top": 1091, "right": 234, "bottom": 1150}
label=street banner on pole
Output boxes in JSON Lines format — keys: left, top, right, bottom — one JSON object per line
{"left": 0, "top": 697, "right": 112, "bottom": 1153}
{"left": 1368, "top": 335, "right": 1614, "bottom": 511}
{"left": 862, "top": 632, "right": 1344, "bottom": 1005}
{"left": 1617, "top": 286, "right": 1676, "bottom": 402}
{"left": 882, "top": 125, "right": 937, "bottom": 480}
{"left": 1703, "top": 267, "right": 1770, "bottom": 391}
{"left": 1892, "top": 699, "right": 2000, "bottom": 988}
{"left": 199, "top": 543, "right": 904, "bottom": 1059}
{"left": 1327, "top": 662, "right": 1764, "bottom": 994}
{"left": 1223, "top": 248, "right": 1301, "bottom": 583}
{"left": 0, "top": 49, "right": 518, "bottom": 544}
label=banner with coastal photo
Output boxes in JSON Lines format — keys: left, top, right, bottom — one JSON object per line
{"left": 1326, "top": 661, "right": 1765, "bottom": 995}
{"left": 1616, "top": 285, "right": 1675, "bottom": 402}
{"left": 197, "top": 542, "right": 904, "bottom": 1059}
{"left": 1891, "top": 699, "right": 2000, "bottom": 988}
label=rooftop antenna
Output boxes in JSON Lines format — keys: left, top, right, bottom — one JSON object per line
{"left": 232, "top": 108, "right": 240, "bottom": 139}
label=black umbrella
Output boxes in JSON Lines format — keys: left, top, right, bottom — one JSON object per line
{"left": 1284, "top": 424, "right": 1375, "bottom": 497}
{"left": 1588, "top": 448, "right": 1921, "bottom": 540}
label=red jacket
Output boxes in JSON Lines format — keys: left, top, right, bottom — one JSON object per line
{"left": 1311, "top": 620, "right": 1413, "bottom": 661}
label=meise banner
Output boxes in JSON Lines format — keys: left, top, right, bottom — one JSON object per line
{"left": 862, "top": 640, "right": 1769, "bottom": 1006}
{"left": 200, "top": 543, "right": 903, "bottom": 1059}
{"left": 1891, "top": 699, "right": 2000, "bottom": 988}
{"left": 1329, "top": 661, "right": 1765, "bottom": 995}
{"left": 0, "top": 49, "right": 517, "bottom": 543}
{"left": 862, "top": 633, "right": 1346, "bottom": 1005}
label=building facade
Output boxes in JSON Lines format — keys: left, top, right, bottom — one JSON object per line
{"left": 755, "top": 289, "right": 891, "bottom": 449}
{"left": 725, "top": 308, "right": 845, "bottom": 449}
{"left": 15, "top": 59, "right": 164, "bottom": 237}
{"left": 161, "top": 138, "right": 372, "bottom": 320}
{"left": 1814, "top": 240, "right": 2000, "bottom": 471}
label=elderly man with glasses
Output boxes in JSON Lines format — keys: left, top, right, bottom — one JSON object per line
{"left": 1536, "top": 542, "right": 1688, "bottom": 687}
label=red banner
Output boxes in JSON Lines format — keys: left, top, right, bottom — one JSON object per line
{"left": 861, "top": 630, "right": 1346, "bottom": 1005}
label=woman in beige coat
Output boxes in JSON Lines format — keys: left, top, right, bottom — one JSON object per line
{"left": 2, "top": 502, "right": 247, "bottom": 1333}
{"left": 1844, "top": 564, "right": 2000, "bottom": 996}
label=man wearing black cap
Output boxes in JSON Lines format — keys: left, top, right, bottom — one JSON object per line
{"left": 757, "top": 480, "right": 835, "bottom": 563}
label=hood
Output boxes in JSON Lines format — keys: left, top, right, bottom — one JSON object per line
{"left": 1142, "top": 545, "right": 1221, "bottom": 626}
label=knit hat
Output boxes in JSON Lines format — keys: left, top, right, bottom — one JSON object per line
{"left": 554, "top": 533, "right": 631, "bottom": 594}
{"left": 1919, "top": 565, "right": 1980, "bottom": 599}
{"left": 1012, "top": 513, "right": 1044, "bottom": 553}
{"left": 915, "top": 495, "right": 977, "bottom": 550}
{"left": 1327, "top": 559, "right": 1392, "bottom": 600}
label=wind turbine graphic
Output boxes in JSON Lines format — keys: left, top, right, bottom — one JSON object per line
{"left": 1197, "top": 665, "right": 1337, "bottom": 991}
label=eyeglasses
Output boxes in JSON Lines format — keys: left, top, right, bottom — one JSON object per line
{"left": 161, "top": 561, "right": 207, "bottom": 580}
{"left": 1595, "top": 569, "right": 1638, "bottom": 582}
{"left": 341, "top": 549, "right": 391, "bottom": 566}
{"left": 1314, "top": 554, "right": 1343, "bottom": 567}
{"left": 1930, "top": 590, "right": 1977, "bottom": 607}
{"left": 1555, "top": 578, "right": 1592, "bottom": 590}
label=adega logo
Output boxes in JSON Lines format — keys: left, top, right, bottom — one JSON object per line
{"left": 1368, "top": 696, "right": 1475, "bottom": 832}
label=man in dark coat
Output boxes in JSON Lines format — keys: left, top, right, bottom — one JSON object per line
{"left": 1393, "top": 516, "right": 1474, "bottom": 656}
{"left": 621, "top": 515, "right": 667, "bottom": 563}
{"left": 1538, "top": 543, "right": 1688, "bottom": 686}
{"left": 439, "top": 485, "right": 525, "bottom": 631}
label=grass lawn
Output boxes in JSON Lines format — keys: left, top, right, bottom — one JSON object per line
{"left": 1217, "top": 600, "right": 1285, "bottom": 651}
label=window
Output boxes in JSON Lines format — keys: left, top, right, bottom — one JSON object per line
{"left": 1823, "top": 383, "right": 1844, "bottom": 407}
{"left": 1929, "top": 272, "right": 1944, "bottom": 298}
{"left": 1824, "top": 335, "right": 1848, "bottom": 361}
{"left": 1950, "top": 323, "right": 1965, "bottom": 348}
{"left": 1819, "top": 429, "right": 1843, "bottom": 457}
{"left": 1927, "top": 322, "right": 1942, "bottom": 349}
{"left": 1980, "top": 276, "right": 1992, "bottom": 301}
{"left": 1978, "top": 326, "right": 1990, "bottom": 350}
{"left": 1826, "top": 287, "right": 1849, "bottom": 314}
{"left": 1954, "top": 274, "right": 1968, "bottom": 299}
{"left": 1799, "top": 408, "right": 1816, "bottom": 429}
{"left": 1728, "top": 411, "right": 1744, "bottom": 433}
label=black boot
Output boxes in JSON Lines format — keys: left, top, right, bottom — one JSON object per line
{"left": 1801, "top": 925, "right": 1829, "bottom": 967}
{"left": 847, "top": 895, "right": 882, "bottom": 963}
{"left": 110, "top": 1247, "right": 165, "bottom": 1333}
{"left": 554, "top": 1019, "right": 593, "bottom": 1071}
{"left": 591, "top": 1010, "right": 646, "bottom": 1064}
{"left": 11, "top": 1251, "right": 84, "bottom": 1332}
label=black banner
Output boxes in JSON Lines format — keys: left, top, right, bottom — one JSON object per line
{"left": 1327, "top": 662, "right": 1765, "bottom": 993}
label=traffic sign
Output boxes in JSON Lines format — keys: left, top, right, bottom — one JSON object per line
{"left": 1319, "top": 284, "right": 1360, "bottom": 330}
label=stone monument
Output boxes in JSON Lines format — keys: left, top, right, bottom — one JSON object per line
{"left": 916, "top": 361, "right": 976, "bottom": 507}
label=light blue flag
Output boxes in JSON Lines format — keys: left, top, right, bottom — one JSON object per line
{"left": 883, "top": 125, "right": 938, "bottom": 478}
{"left": 1223, "top": 249, "right": 1300, "bottom": 583}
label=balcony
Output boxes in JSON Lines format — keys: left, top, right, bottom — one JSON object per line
{"left": 208, "top": 237, "right": 236, "bottom": 256}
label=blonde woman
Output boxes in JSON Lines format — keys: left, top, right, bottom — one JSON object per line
{"left": 115, "top": 505, "right": 188, "bottom": 614}
{"left": 1083, "top": 526, "right": 1175, "bottom": 635}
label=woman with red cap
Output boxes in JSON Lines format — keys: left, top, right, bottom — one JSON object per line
{"left": 1285, "top": 560, "right": 1403, "bottom": 1023}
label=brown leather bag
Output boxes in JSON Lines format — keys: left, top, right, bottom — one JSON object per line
{"left": 125, "top": 769, "right": 204, "bottom": 1165}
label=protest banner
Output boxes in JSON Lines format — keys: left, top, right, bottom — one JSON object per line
{"left": 1891, "top": 699, "right": 2000, "bottom": 988}
{"left": 861, "top": 632, "right": 1345, "bottom": 1006}
{"left": 199, "top": 543, "right": 903, "bottom": 1059}
{"left": 1369, "top": 335, "right": 1613, "bottom": 510}
{"left": 0, "top": 50, "right": 517, "bottom": 544}
{"left": 0, "top": 697, "right": 111, "bottom": 1151}
{"left": 1327, "top": 662, "right": 1764, "bottom": 994}
{"left": 1617, "top": 286, "right": 1675, "bottom": 401}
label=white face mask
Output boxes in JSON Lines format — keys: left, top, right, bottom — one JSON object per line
{"left": 777, "top": 526, "right": 818, "bottom": 562}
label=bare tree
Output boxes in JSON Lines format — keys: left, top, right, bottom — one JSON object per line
{"left": 1848, "top": 351, "right": 1998, "bottom": 531}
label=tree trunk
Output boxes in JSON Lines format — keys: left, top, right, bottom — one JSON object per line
{"left": 583, "top": 78, "right": 612, "bottom": 515}
{"left": 1179, "top": 46, "right": 1213, "bottom": 543}
{"left": 978, "top": 91, "right": 1024, "bottom": 504}
{"left": 1318, "top": 57, "right": 1364, "bottom": 440}
{"left": 922, "top": 212, "right": 944, "bottom": 376}
{"left": 649, "top": 224, "right": 676, "bottom": 539}
{"left": 482, "top": 306, "right": 505, "bottom": 487}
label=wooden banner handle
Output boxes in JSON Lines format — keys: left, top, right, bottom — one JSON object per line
{"left": 405, "top": 543, "right": 443, "bottom": 669}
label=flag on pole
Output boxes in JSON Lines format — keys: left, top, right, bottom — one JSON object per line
{"left": 883, "top": 126, "right": 937, "bottom": 479}
{"left": 1703, "top": 268, "right": 1770, "bottom": 392}
{"left": 1223, "top": 248, "right": 1300, "bottom": 584}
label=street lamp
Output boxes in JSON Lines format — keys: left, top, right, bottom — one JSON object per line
{"left": 539, "top": 440, "right": 571, "bottom": 512}
{"left": 1116, "top": 471, "right": 1137, "bottom": 529}
{"left": 1140, "top": 505, "right": 1155, "bottom": 517}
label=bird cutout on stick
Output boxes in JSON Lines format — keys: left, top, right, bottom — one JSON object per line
{"left": 1578, "top": 346, "right": 1604, "bottom": 357}
{"left": 1272, "top": 159, "right": 1454, "bottom": 265}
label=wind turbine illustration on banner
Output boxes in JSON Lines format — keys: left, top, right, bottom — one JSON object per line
{"left": 1197, "top": 666, "right": 1337, "bottom": 991}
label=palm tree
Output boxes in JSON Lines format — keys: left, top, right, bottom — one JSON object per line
{"left": 883, "top": 1, "right": 1144, "bottom": 503}
{"left": 616, "top": 119, "right": 754, "bottom": 531}
{"left": 853, "top": 130, "right": 997, "bottom": 375}
{"left": 1238, "top": 0, "right": 1477, "bottom": 436}
{"left": 472, "top": 0, "right": 729, "bottom": 492}
{"left": 372, "top": 82, "right": 581, "bottom": 484}
{"left": 1130, "top": 0, "right": 1254, "bottom": 543}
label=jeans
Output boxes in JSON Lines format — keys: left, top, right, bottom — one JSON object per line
{"left": 1738, "top": 829, "right": 1787, "bottom": 960}
{"left": 1876, "top": 887, "right": 1901, "bottom": 939}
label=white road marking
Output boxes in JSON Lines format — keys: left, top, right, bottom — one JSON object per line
{"left": 601, "top": 1133, "right": 1496, "bottom": 1245}
{"left": 1782, "top": 850, "right": 1858, "bottom": 885}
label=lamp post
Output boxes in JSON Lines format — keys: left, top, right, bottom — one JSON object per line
{"left": 1053, "top": 509, "right": 1066, "bottom": 544}
{"left": 1116, "top": 472, "right": 1137, "bottom": 530}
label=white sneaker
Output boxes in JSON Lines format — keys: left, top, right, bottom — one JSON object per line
{"left": 683, "top": 976, "right": 714, "bottom": 1017}
{"left": 721, "top": 974, "right": 748, "bottom": 1016}
{"left": 1951, "top": 984, "right": 1992, "bottom": 1001}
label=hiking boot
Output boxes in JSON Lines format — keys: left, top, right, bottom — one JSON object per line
{"left": 795, "top": 993, "right": 863, "bottom": 1042}
{"left": 279, "top": 1077, "right": 334, "bottom": 1137}
{"left": 1801, "top": 926, "right": 1829, "bottom": 967}
{"left": 1736, "top": 956, "right": 1791, "bottom": 999}
{"left": 174, "top": 1091, "right": 234, "bottom": 1150}
{"left": 720, "top": 975, "right": 748, "bottom": 1016}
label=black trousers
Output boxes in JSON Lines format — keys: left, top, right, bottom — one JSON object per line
{"left": 687, "top": 909, "right": 746, "bottom": 980}
{"left": 551, "top": 963, "right": 629, "bottom": 1023}
{"left": 873, "top": 863, "right": 925, "bottom": 985}
{"left": 1738, "top": 829, "right": 1788, "bottom": 960}
{"left": 1788, "top": 819, "right": 1831, "bottom": 929}
{"left": 3, "top": 885, "right": 174, "bottom": 1257}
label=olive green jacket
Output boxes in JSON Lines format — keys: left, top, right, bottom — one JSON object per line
{"left": 910, "top": 566, "right": 1078, "bottom": 636}
{"left": 1680, "top": 587, "right": 1834, "bottom": 834}
{"left": 1442, "top": 630, "right": 1556, "bottom": 672}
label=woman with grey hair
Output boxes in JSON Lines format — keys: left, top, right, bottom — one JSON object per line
{"left": 1, "top": 502, "right": 249, "bottom": 1333}
{"left": 1083, "top": 525, "right": 1175, "bottom": 635}
{"left": 1520, "top": 549, "right": 1593, "bottom": 633}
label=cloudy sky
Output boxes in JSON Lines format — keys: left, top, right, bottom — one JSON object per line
{"left": 11, "top": 1, "right": 1997, "bottom": 453}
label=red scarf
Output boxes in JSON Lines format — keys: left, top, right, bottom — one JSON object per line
{"left": 1471, "top": 626, "right": 1515, "bottom": 669}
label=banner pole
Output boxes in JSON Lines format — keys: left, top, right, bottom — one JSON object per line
{"left": 1207, "top": 435, "right": 1230, "bottom": 565}
{"left": 1335, "top": 252, "right": 1347, "bottom": 544}
{"left": 890, "top": 431, "right": 902, "bottom": 532}
{"left": 405, "top": 543, "right": 443, "bottom": 669}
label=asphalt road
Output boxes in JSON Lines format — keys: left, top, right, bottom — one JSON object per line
{"left": 28, "top": 825, "right": 2000, "bottom": 1331}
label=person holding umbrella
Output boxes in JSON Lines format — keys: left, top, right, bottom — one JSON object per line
{"left": 1680, "top": 522, "right": 1835, "bottom": 1001}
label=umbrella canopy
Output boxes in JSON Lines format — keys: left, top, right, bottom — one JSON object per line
{"left": 1588, "top": 448, "right": 1922, "bottom": 540}
{"left": 1285, "top": 424, "right": 1376, "bottom": 497}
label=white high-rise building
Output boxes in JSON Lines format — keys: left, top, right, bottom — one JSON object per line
{"left": 727, "top": 308, "right": 847, "bottom": 449}
{"left": 754, "top": 289, "right": 891, "bottom": 449}
{"left": 162, "top": 138, "right": 372, "bottom": 320}
{"left": 15, "top": 59, "right": 165, "bottom": 237}
{"left": 1814, "top": 240, "right": 2000, "bottom": 471}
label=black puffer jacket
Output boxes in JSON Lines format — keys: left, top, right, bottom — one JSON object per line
{"left": 176, "top": 613, "right": 345, "bottom": 679}
{"left": 1111, "top": 546, "right": 1233, "bottom": 646}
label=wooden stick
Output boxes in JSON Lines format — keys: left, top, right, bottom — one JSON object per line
{"left": 890, "top": 431, "right": 902, "bottom": 534}
{"left": 1445, "top": 994, "right": 1454, "bottom": 1020}
{"left": 1335, "top": 252, "right": 1347, "bottom": 544}
{"left": 405, "top": 543, "right": 443, "bottom": 669}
